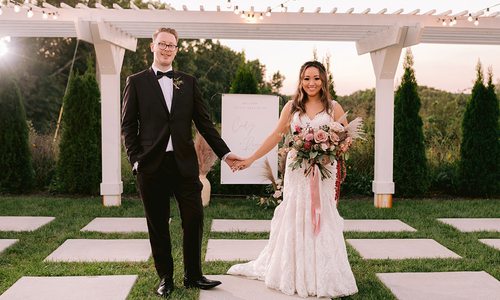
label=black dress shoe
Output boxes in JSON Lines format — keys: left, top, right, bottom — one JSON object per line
{"left": 156, "top": 277, "right": 174, "bottom": 298}
{"left": 184, "top": 276, "right": 221, "bottom": 290}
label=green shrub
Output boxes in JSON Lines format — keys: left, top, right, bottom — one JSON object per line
{"left": 0, "top": 77, "right": 35, "bottom": 193}
{"left": 393, "top": 49, "right": 429, "bottom": 196}
{"left": 55, "top": 64, "right": 101, "bottom": 194}
{"left": 459, "top": 63, "right": 500, "bottom": 196}
{"left": 28, "top": 125, "right": 57, "bottom": 190}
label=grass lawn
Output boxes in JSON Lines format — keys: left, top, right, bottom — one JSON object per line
{"left": 0, "top": 195, "right": 499, "bottom": 299}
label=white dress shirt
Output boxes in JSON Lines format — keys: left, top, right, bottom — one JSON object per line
{"left": 152, "top": 64, "right": 174, "bottom": 152}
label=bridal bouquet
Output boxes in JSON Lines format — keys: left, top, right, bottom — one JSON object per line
{"left": 287, "top": 113, "right": 364, "bottom": 180}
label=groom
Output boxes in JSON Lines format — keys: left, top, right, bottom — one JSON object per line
{"left": 122, "top": 27, "right": 239, "bottom": 298}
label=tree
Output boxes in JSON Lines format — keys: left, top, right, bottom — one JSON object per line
{"left": 56, "top": 60, "right": 101, "bottom": 194}
{"left": 393, "top": 49, "right": 429, "bottom": 196}
{"left": 230, "top": 64, "right": 259, "bottom": 94}
{"left": 459, "top": 62, "right": 500, "bottom": 196}
{"left": 271, "top": 71, "right": 285, "bottom": 94}
{"left": 0, "top": 77, "right": 34, "bottom": 193}
{"left": 323, "top": 53, "right": 338, "bottom": 100}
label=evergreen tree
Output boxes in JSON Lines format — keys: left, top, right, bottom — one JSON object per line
{"left": 393, "top": 49, "right": 429, "bottom": 196}
{"left": 459, "top": 63, "right": 500, "bottom": 196}
{"left": 56, "top": 60, "right": 101, "bottom": 194}
{"left": 0, "top": 77, "right": 34, "bottom": 193}
{"left": 230, "top": 64, "right": 258, "bottom": 94}
{"left": 323, "top": 53, "right": 338, "bottom": 100}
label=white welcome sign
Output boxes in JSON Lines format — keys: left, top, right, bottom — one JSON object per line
{"left": 221, "top": 94, "right": 279, "bottom": 184}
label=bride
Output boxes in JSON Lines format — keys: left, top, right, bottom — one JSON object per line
{"left": 228, "top": 61, "right": 358, "bottom": 298}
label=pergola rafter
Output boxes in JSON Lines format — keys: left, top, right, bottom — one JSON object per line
{"left": 1, "top": 3, "right": 499, "bottom": 207}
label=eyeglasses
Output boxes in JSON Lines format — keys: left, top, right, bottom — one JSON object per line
{"left": 156, "top": 42, "right": 178, "bottom": 51}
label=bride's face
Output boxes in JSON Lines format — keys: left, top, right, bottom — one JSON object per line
{"left": 301, "top": 67, "right": 322, "bottom": 98}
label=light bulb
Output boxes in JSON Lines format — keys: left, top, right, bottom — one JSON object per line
{"left": 233, "top": 5, "right": 239, "bottom": 14}
{"left": 259, "top": 12, "right": 263, "bottom": 20}
{"left": 240, "top": 11, "right": 245, "bottom": 18}
{"left": 52, "top": 12, "right": 58, "bottom": 20}
{"left": 14, "top": 3, "right": 21, "bottom": 13}
{"left": 27, "top": 8, "right": 34, "bottom": 18}
{"left": 0, "top": 7, "right": 3, "bottom": 16}
{"left": 42, "top": 11, "right": 48, "bottom": 19}
{"left": 265, "top": 10, "right": 271, "bottom": 17}
{"left": 280, "top": 4, "right": 286, "bottom": 12}
{"left": 442, "top": 19, "right": 447, "bottom": 26}
{"left": 467, "top": 14, "right": 473, "bottom": 22}
{"left": 226, "top": 0, "right": 231, "bottom": 10}
{"left": 474, "top": 18, "right": 479, "bottom": 26}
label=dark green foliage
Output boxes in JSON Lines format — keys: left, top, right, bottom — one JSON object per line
{"left": 56, "top": 63, "right": 101, "bottom": 194}
{"left": 459, "top": 63, "right": 500, "bottom": 196}
{"left": 393, "top": 49, "right": 429, "bottom": 196}
{"left": 0, "top": 77, "right": 35, "bottom": 193}
{"left": 230, "top": 64, "right": 259, "bottom": 94}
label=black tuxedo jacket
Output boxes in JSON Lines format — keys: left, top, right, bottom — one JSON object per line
{"left": 121, "top": 68, "right": 230, "bottom": 177}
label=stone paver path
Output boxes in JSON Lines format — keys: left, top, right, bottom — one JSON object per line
{"left": 210, "top": 219, "right": 416, "bottom": 233}
{"left": 346, "top": 239, "right": 461, "bottom": 259}
{"left": 0, "top": 275, "right": 138, "bottom": 300}
{"left": 344, "top": 219, "right": 417, "bottom": 232}
{"left": 200, "top": 275, "right": 315, "bottom": 299}
{"left": 0, "top": 239, "right": 18, "bottom": 254}
{"left": 81, "top": 217, "right": 148, "bottom": 233}
{"left": 44, "top": 239, "right": 151, "bottom": 262}
{"left": 0, "top": 216, "right": 55, "bottom": 232}
{"left": 377, "top": 271, "right": 500, "bottom": 300}
{"left": 205, "top": 239, "right": 267, "bottom": 261}
{"left": 437, "top": 218, "right": 500, "bottom": 232}
{"left": 479, "top": 239, "right": 500, "bottom": 251}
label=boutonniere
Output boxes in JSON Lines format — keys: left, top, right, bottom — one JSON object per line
{"left": 173, "top": 77, "right": 183, "bottom": 90}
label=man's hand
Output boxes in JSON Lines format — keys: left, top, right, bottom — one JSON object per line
{"left": 224, "top": 153, "right": 243, "bottom": 171}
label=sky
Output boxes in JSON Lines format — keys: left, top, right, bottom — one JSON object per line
{"left": 167, "top": 1, "right": 500, "bottom": 95}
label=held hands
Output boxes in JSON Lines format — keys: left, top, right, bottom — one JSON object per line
{"left": 224, "top": 153, "right": 244, "bottom": 172}
{"left": 232, "top": 157, "right": 255, "bottom": 172}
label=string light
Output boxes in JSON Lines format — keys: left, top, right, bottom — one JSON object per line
{"left": 0, "top": 5, "right": 3, "bottom": 16}
{"left": 474, "top": 17, "right": 479, "bottom": 25}
{"left": 14, "top": 2, "right": 21, "bottom": 13}
{"left": 233, "top": 5, "right": 238, "bottom": 14}
{"left": 226, "top": 0, "right": 231, "bottom": 10}
{"left": 467, "top": 13, "right": 473, "bottom": 22}
{"left": 27, "top": 7, "right": 34, "bottom": 18}
{"left": 52, "top": 12, "right": 58, "bottom": 20}
{"left": 442, "top": 19, "right": 447, "bottom": 26}
{"left": 42, "top": 10, "right": 48, "bottom": 19}
{"left": 259, "top": 12, "right": 263, "bottom": 20}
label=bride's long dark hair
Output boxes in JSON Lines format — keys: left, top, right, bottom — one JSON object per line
{"left": 290, "top": 61, "right": 333, "bottom": 116}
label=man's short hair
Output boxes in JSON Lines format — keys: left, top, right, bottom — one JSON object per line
{"left": 152, "top": 28, "right": 178, "bottom": 42}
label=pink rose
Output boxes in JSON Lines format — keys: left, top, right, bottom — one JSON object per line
{"left": 294, "top": 125, "right": 302, "bottom": 133}
{"left": 314, "top": 129, "right": 328, "bottom": 143}
{"left": 305, "top": 133, "right": 314, "bottom": 141}
{"left": 321, "top": 142, "right": 329, "bottom": 151}
{"left": 330, "top": 132, "right": 340, "bottom": 143}
{"left": 304, "top": 141, "right": 312, "bottom": 150}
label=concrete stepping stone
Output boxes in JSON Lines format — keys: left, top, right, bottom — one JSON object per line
{"left": 81, "top": 217, "right": 148, "bottom": 233}
{"left": 210, "top": 219, "right": 416, "bottom": 233}
{"left": 211, "top": 220, "right": 271, "bottom": 232}
{"left": 344, "top": 219, "right": 417, "bottom": 232}
{"left": 44, "top": 239, "right": 151, "bottom": 262}
{"left": 346, "top": 239, "right": 461, "bottom": 259}
{"left": 0, "top": 275, "right": 137, "bottom": 300}
{"left": 0, "top": 216, "right": 55, "bottom": 232}
{"left": 0, "top": 239, "right": 18, "bottom": 254}
{"left": 377, "top": 271, "right": 500, "bottom": 300}
{"left": 200, "top": 275, "right": 314, "bottom": 299}
{"left": 480, "top": 239, "right": 500, "bottom": 251}
{"left": 205, "top": 239, "right": 267, "bottom": 261}
{"left": 437, "top": 218, "right": 500, "bottom": 232}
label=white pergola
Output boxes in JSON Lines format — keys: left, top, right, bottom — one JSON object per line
{"left": 1, "top": 3, "right": 499, "bottom": 207}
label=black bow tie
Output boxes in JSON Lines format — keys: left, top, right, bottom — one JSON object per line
{"left": 156, "top": 70, "right": 173, "bottom": 79}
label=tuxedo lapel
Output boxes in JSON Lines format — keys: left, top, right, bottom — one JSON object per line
{"left": 146, "top": 68, "right": 170, "bottom": 116}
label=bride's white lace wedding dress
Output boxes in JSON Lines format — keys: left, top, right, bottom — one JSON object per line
{"left": 227, "top": 107, "right": 358, "bottom": 298}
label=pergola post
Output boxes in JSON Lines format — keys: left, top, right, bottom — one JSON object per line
{"left": 356, "top": 25, "right": 421, "bottom": 208}
{"left": 82, "top": 21, "right": 137, "bottom": 206}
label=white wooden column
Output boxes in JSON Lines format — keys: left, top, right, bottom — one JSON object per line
{"left": 82, "top": 21, "right": 137, "bottom": 206}
{"left": 356, "top": 25, "right": 421, "bottom": 208}
{"left": 370, "top": 47, "right": 401, "bottom": 208}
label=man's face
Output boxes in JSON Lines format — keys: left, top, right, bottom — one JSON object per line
{"left": 150, "top": 32, "right": 178, "bottom": 69}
